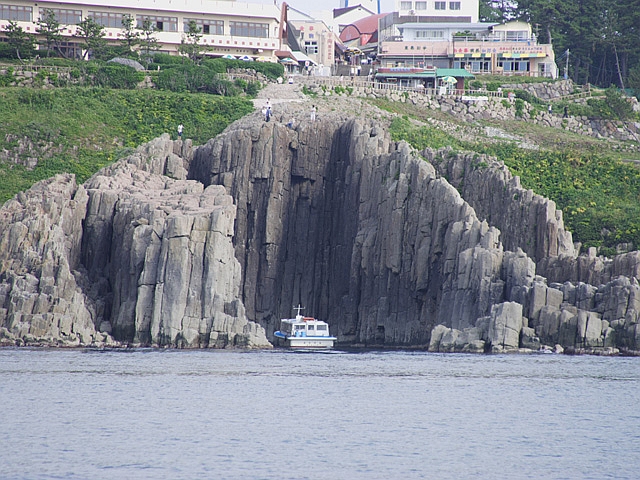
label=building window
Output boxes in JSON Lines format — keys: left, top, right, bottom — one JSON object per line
{"left": 45, "top": 8, "right": 82, "bottom": 25}
{"left": 88, "top": 11, "right": 123, "bottom": 28}
{"left": 506, "top": 30, "right": 528, "bottom": 41}
{"left": 56, "top": 40, "right": 81, "bottom": 58}
{"left": 454, "top": 60, "right": 490, "bottom": 73}
{"left": 498, "top": 60, "right": 530, "bottom": 72}
{"left": 136, "top": 15, "right": 178, "bottom": 32}
{"left": 229, "top": 21, "right": 268, "bottom": 38}
{"left": 415, "top": 1, "right": 427, "bottom": 9}
{"left": 449, "top": 2, "right": 461, "bottom": 10}
{"left": 416, "top": 30, "right": 444, "bottom": 39}
{"left": 184, "top": 18, "right": 224, "bottom": 35}
{"left": 0, "top": 4, "right": 32, "bottom": 21}
{"left": 304, "top": 41, "right": 318, "bottom": 54}
{"left": 435, "top": 2, "right": 446, "bottom": 10}
{"left": 401, "top": 1, "right": 413, "bottom": 9}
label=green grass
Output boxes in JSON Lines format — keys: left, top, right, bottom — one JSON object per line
{"left": 384, "top": 107, "right": 640, "bottom": 252}
{"left": 0, "top": 87, "right": 253, "bottom": 204}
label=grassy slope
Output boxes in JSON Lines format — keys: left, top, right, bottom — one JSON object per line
{"left": 0, "top": 87, "right": 254, "bottom": 204}
{"left": 370, "top": 98, "right": 640, "bottom": 254}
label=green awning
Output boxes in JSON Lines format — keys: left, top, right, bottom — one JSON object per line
{"left": 436, "top": 68, "right": 475, "bottom": 78}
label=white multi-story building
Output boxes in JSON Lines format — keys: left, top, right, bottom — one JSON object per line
{"left": 0, "top": 0, "right": 284, "bottom": 60}
{"left": 376, "top": 1, "right": 556, "bottom": 77}
{"left": 394, "top": 0, "right": 478, "bottom": 23}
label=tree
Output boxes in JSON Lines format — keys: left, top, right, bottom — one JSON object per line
{"left": 516, "top": 0, "right": 640, "bottom": 89}
{"left": 139, "top": 18, "right": 160, "bottom": 67}
{"left": 628, "top": 65, "right": 640, "bottom": 98}
{"left": 36, "top": 8, "right": 65, "bottom": 58}
{"left": 74, "top": 17, "right": 106, "bottom": 60}
{"left": 2, "top": 20, "right": 36, "bottom": 62}
{"left": 120, "top": 14, "right": 140, "bottom": 54}
{"left": 479, "top": 0, "right": 517, "bottom": 22}
{"left": 178, "top": 20, "right": 204, "bottom": 63}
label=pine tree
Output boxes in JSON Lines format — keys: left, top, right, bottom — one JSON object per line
{"left": 75, "top": 17, "right": 106, "bottom": 60}
{"left": 2, "top": 20, "right": 36, "bottom": 62}
{"left": 36, "top": 8, "right": 65, "bottom": 58}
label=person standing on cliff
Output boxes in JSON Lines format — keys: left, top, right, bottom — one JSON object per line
{"left": 310, "top": 105, "right": 316, "bottom": 122}
{"left": 177, "top": 124, "right": 183, "bottom": 139}
{"left": 548, "top": 104, "right": 552, "bottom": 115}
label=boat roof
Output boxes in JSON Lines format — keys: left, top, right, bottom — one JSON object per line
{"left": 281, "top": 315, "right": 328, "bottom": 325}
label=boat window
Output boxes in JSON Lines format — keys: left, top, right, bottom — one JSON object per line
{"left": 317, "top": 325, "right": 327, "bottom": 331}
{"left": 307, "top": 325, "right": 315, "bottom": 330}
{"left": 295, "top": 325, "right": 305, "bottom": 330}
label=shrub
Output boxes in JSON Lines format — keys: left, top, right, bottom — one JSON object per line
{"left": 94, "top": 64, "right": 144, "bottom": 89}
{"left": 514, "top": 98, "right": 524, "bottom": 117}
{"left": 244, "top": 80, "right": 260, "bottom": 97}
{"left": 0, "top": 42, "right": 14, "bottom": 59}
{"left": 155, "top": 64, "right": 239, "bottom": 95}
{"left": 202, "top": 58, "right": 284, "bottom": 80}
{"left": 151, "top": 53, "right": 186, "bottom": 65}
{"left": 513, "top": 89, "right": 542, "bottom": 105}
{"left": 0, "top": 67, "right": 14, "bottom": 87}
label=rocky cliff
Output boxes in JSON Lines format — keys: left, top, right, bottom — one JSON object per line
{"left": 0, "top": 134, "right": 269, "bottom": 348}
{"left": 2, "top": 104, "right": 640, "bottom": 353}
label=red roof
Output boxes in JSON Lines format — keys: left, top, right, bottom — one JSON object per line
{"left": 339, "top": 13, "right": 386, "bottom": 40}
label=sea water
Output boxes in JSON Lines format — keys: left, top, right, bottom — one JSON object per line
{"left": 1, "top": 348, "right": 639, "bottom": 479}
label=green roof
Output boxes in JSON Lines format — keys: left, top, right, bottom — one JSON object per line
{"left": 436, "top": 68, "right": 475, "bottom": 78}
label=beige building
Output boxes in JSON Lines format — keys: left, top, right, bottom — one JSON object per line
{"left": 285, "top": 5, "right": 337, "bottom": 74}
{"left": 0, "top": 0, "right": 284, "bottom": 60}
{"left": 378, "top": 13, "right": 557, "bottom": 78}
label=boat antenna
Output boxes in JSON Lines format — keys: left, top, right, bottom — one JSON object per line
{"left": 294, "top": 304, "right": 304, "bottom": 316}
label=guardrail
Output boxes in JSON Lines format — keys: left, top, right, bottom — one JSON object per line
{"left": 0, "top": 62, "right": 73, "bottom": 74}
{"left": 299, "top": 76, "right": 505, "bottom": 98}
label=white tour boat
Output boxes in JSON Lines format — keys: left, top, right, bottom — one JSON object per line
{"left": 274, "top": 305, "right": 336, "bottom": 349}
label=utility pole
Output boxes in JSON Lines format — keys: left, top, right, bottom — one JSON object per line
{"left": 564, "top": 49, "right": 569, "bottom": 80}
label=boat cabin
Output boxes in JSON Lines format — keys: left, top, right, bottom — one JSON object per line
{"left": 280, "top": 316, "right": 332, "bottom": 337}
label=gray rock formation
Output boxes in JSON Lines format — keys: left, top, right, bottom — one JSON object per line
{"left": 426, "top": 147, "right": 575, "bottom": 263}
{"left": 2, "top": 106, "right": 640, "bottom": 354}
{"left": 107, "top": 57, "right": 145, "bottom": 71}
{"left": 189, "top": 111, "right": 640, "bottom": 353}
{"left": 189, "top": 115, "right": 536, "bottom": 345}
{"left": 0, "top": 135, "right": 269, "bottom": 348}
{"left": 0, "top": 174, "right": 109, "bottom": 347}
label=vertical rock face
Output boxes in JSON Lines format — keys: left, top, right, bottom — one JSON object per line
{"left": 190, "top": 116, "right": 532, "bottom": 345}
{"left": 426, "top": 148, "right": 576, "bottom": 263}
{"left": 0, "top": 174, "right": 104, "bottom": 346}
{"left": 81, "top": 134, "right": 269, "bottom": 348}
{"left": 3, "top": 110, "right": 640, "bottom": 353}
{"left": 0, "top": 135, "right": 269, "bottom": 348}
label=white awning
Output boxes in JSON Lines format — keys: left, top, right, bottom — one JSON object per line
{"left": 290, "top": 50, "right": 317, "bottom": 66}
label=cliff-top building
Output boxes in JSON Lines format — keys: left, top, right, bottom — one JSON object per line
{"left": 374, "top": 0, "right": 556, "bottom": 77}
{"left": 0, "top": 0, "right": 284, "bottom": 61}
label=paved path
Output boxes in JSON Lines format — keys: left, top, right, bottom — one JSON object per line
{"left": 252, "top": 80, "right": 306, "bottom": 109}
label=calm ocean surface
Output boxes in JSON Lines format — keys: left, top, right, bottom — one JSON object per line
{"left": 1, "top": 348, "right": 639, "bottom": 480}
